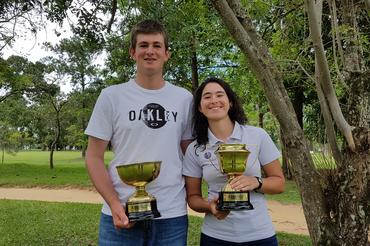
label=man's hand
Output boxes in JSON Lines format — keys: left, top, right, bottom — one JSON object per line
{"left": 110, "top": 201, "right": 136, "bottom": 229}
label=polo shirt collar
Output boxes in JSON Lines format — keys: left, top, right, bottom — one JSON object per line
{"left": 208, "top": 121, "right": 243, "bottom": 147}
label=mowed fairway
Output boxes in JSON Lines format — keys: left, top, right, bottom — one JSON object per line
{"left": 0, "top": 151, "right": 311, "bottom": 245}
{"left": 0, "top": 151, "right": 113, "bottom": 188}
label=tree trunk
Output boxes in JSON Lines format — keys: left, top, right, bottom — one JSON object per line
{"left": 82, "top": 147, "right": 86, "bottom": 158}
{"left": 291, "top": 85, "right": 304, "bottom": 128}
{"left": 49, "top": 103, "right": 63, "bottom": 169}
{"left": 334, "top": 128, "right": 370, "bottom": 245}
{"left": 280, "top": 128, "right": 293, "bottom": 180}
{"left": 49, "top": 146, "right": 54, "bottom": 169}
{"left": 258, "top": 111, "right": 264, "bottom": 128}
{"left": 191, "top": 35, "right": 199, "bottom": 92}
{"left": 1, "top": 148, "right": 4, "bottom": 165}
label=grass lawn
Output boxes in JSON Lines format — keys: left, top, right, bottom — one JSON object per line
{"left": 0, "top": 200, "right": 311, "bottom": 246}
{"left": 0, "top": 151, "right": 311, "bottom": 245}
{"left": 0, "top": 151, "right": 113, "bottom": 189}
{"left": 0, "top": 151, "right": 302, "bottom": 204}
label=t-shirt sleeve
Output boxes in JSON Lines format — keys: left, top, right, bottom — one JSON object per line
{"left": 84, "top": 89, "right": 113, "bottom": 141}
{"left": 181, "top": 93, "right": 193, "bottom": 141}
{"left": 258, "top": 129, "right": 281, "bottom": 166}
{"left": 182, "top": 143, "right": 202, "bottom": 178}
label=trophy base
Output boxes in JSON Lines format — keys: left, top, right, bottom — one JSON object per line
{"left": 126, "top": 200, "right": 161, "bottom": 222}
{"left": 217, "top": 191, "right": 254, "bottom": 211}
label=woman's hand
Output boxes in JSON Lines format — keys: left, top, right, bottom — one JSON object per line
{"left": 208, "top": 197, "right": 230, "bottom": 220}
{"left": 229, "top": 175, "right": 259, "bottom": 192}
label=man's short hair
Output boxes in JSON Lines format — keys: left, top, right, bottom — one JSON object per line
{"left": 130, "top": 20, "right": 169, "bottom": 50}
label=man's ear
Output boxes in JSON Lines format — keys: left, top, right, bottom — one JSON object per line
{"left": 129, "top": 48, "right": 135, "bottom": 59}
{"left": 164, "top": 50, "right": 170, "bottom": 63}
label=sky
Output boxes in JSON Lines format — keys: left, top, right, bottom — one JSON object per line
{"left": 2, "top": 8, "right": 113, "bottom": 95}
{"left": 2, "top": 17, "right": 73, "bottom": 93}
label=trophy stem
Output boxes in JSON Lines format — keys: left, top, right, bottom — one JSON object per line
{"left": 223, "top": 174, "right": 237, "bottom": 192}
{"left": 134, "top": 185, "right": 148, "bottom": 197}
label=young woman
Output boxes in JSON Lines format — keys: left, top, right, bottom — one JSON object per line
{"left": 183, "top": 77, "right": 285, "bottom": 245}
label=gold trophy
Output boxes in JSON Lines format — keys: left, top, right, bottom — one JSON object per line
{"left": 116, "top": 161, "right": 161, "bottom": 221}
{"left": 215, "top": 144, "right": 254, "bottom": 210}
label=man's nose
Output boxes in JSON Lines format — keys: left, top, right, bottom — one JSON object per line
{"left": 146, "top": 46, "right": 154, "bottom": 54}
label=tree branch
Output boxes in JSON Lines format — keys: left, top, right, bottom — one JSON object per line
{"left": 314, "top": 62, "right": 342, "bottom": 163}
{"left": 364, "top": 0, "right": 370, "bottom": 13}
{"left": 327, "top": 0, "right": 348, "bottom": 90}
{"left": 107, "top": 0, "right": 117, "bottom": 33}
{"left": 305, "top": 0, "right": 355, "bottom": 151}
{"left": 261, "top": 3, "right": 304, "bottom": 39}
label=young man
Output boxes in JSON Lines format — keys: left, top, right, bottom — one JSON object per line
{"left": 85, "top": 20, "right": 193, "bottom": 246}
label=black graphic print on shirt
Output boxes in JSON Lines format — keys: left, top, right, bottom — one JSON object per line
{"left": 128, "top": 103, "right": 178, "bottom": 129}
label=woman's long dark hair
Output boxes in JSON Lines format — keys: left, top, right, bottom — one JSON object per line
{"left": 193, "top": 77, "right": 247, "bottom": 148}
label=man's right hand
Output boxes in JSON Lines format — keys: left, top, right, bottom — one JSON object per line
{"left": 110, "top": 201, "right": 136, "bottom": 229}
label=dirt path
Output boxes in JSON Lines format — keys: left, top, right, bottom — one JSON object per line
{"left": 0, "top": 187, "right": 308, "bottom": 235}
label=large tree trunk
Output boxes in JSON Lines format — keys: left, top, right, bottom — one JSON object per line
{"left": 334, "top": 128, "right": 370, "bottom": 244}
{"left": 211, "top": 0, "right": 369, "bottom": 244}
{"left": 329, "top": 1, "right": 370, "bottom": 244}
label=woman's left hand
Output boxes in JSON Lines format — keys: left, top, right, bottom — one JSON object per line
{"left": 229, "top": 175, "right": 259, "bottom": 191}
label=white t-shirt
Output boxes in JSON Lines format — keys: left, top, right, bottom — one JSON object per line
{"left": 85, "top": 79, "right": 193, "bottom": 219}
{"left": 183, "top": 122, "right": 280, "bottom": 242}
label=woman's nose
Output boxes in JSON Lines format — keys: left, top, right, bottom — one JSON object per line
{"left": 209, "top": 96, "right": 217, "bottom": 103}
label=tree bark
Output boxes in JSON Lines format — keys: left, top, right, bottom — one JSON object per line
{"left": 335, "top": 128, "right": 370, "bottom": 245}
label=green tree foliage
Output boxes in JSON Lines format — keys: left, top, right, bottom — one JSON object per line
{"left": 43, "top": 37, "right": 102, "bottom": 157}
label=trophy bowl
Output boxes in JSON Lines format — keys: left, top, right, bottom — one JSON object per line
{"left": 116, "top": 161, "right": 161, "bottom": 221}
{"left": 215, "top": 144, "right": 254, "bottom": 210}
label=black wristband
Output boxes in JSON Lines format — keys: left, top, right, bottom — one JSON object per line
{"left": 254, "top": 176, "right": 263, "bottom": 192}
